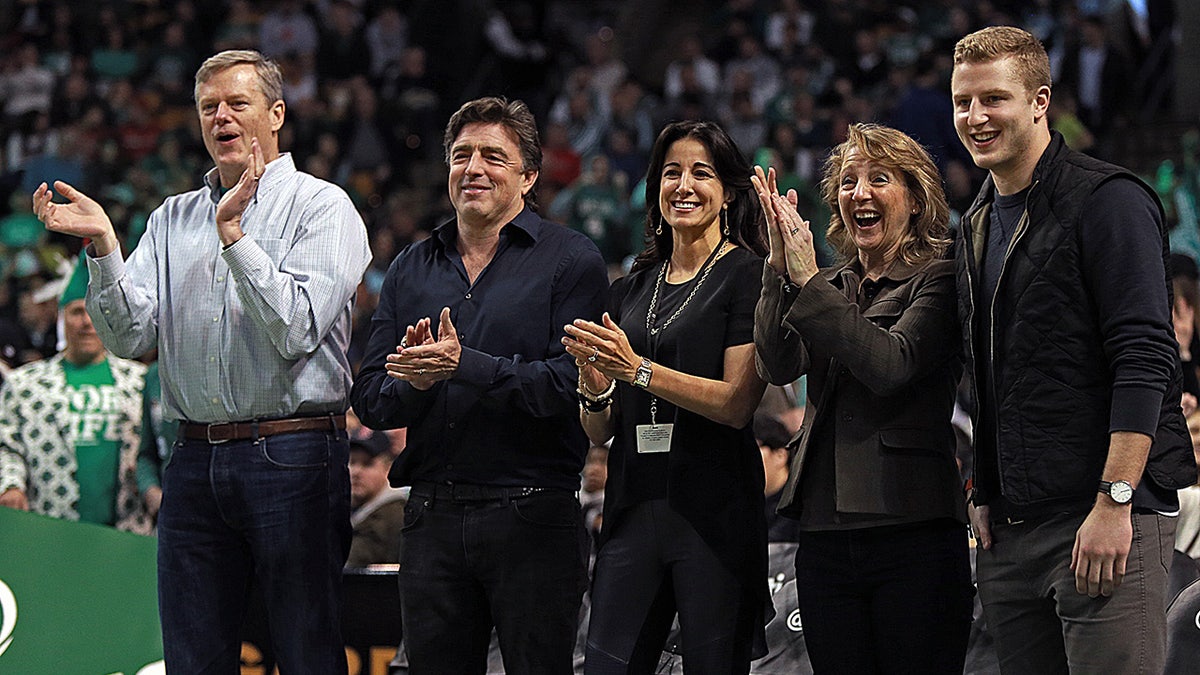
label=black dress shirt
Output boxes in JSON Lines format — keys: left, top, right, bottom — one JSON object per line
{"left": 351, "top": 207, "right": 608, "bottom": 490}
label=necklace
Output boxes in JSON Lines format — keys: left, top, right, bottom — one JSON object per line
{"left": 645, "top": 238, "right": 727, "bottom": 337}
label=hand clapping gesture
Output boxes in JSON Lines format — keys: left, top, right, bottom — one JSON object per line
{"left": 750, "top": 166, "right": 820, "bottom": 287}
{"left": 385, "top": 307, "right": 462, "bottom": 391}
{"left": 563, "top": 313, "right": 641, "bottom": 386}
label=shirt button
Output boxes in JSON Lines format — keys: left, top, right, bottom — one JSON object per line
{"left": 445, "top": 463, "right": 454, "bottom": 470}
{"left": 217, "top": 276, "right": 224, "bottom": 282}
{"left": 213, "top": 317, "right": 219, "bottom": 322}
{"left": 842, "top": 412, "right": 853, "bottom": 421}
{"left": 448, "top": 422, "right": 456, "bottom": 429}
{"left": 465, "top": 292, "right": 472, "bottom": 299}
{"left": 211, "top": 397, "right": 219, "bottom": 404}
{"left": 209, "top": 356, "right": 216, "bottom": 362}
{"left": 459, "top": 333, "right": 465, "bottom": 340}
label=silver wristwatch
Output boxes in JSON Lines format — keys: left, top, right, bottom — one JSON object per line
{"left": 632, "top": 358, "right": 653, "bottom": 388}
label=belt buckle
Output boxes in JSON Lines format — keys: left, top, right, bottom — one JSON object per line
{"left": 206, "top": 423, "right": 230, "bottom": 444}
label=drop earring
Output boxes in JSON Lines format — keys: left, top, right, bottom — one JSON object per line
{"left": 655, "top": 215, "right": 663, "bottom": 236}
{"left": 721, "top": 205, "right": 730, "bottom": 237}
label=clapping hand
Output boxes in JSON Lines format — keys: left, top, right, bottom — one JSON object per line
{"left": 386, "top": 307, "right": 461, "bottom": 390}
{"left": 215, "top": 137, "right": 266, "bottom": 246}
{"left": 751, "top": 166, "right": 820, "bottom": 286}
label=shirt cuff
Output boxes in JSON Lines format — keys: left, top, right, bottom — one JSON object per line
{"left": 456, "top": 346, "right": 498, "bottom": 388}
{"left": 220, "top": 234, "right": 270, "bottom": 277}
{"left": 85, "top": 246, "right": 127, "bottom": 288}
{"left": 1109, "top": 385, "right": 1165, "bottom": 437}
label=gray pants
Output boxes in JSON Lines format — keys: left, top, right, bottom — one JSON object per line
{"left": 977, "top": 510, "right": 1176, "bottom": 675}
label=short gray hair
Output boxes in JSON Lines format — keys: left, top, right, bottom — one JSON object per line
{"left": 194, "top": 50, "right": 283, "bottom": 106}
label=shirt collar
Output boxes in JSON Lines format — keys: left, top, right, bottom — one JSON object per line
{"left": 432, "top": 204, "right": 542, "bottom": 249}
{"left": 830, "top": 255, "right": 924, "bottom": 287}
{"left": 203, "top": 153, "right": 297, "bottom": 204}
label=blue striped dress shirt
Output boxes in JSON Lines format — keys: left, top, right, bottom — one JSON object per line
{"left": 86, "top": 153, "right": 371, "bottom": 423}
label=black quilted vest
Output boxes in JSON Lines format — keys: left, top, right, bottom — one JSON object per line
{"left": 956, "top": 132, "right": 1195, "bottom": 506}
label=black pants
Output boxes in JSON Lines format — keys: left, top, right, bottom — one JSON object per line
{"left": 586, "top": 499, "right": 753, "bottom": 675}
{"left": 398, "top": 488, "right": 588, "bottom": 674}
{"left": 794, "top": 519, "right": 974, "bottom": 675}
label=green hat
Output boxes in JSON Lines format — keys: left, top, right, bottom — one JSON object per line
{"left": 58, "top": 252, "right": 89, "bottom": 308}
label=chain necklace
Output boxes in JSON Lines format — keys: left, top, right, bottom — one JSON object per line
{"left": 645, "top": 238, "right": 727, "bottom": 337}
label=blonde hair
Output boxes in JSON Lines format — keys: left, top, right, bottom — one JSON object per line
{"left": 194, "top": 50, "right": 283, "bottom": 106}
{"left": 820, "top": 123, "right": 951, "bottom": 266}
{"left": 954, "top": 26, "right": 1051, "bottom": 97}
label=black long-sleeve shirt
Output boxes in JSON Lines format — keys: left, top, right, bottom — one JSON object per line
{"left": 351, "top": 207, "right": 608, "bottom": 490}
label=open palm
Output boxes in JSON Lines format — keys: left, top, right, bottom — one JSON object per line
{"left": 33, "top": 181, "right": 114, "bottom": 241}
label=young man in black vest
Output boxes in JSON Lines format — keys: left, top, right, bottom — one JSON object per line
{"left": 952, "top": 25, "right": 1196, "bottom": 673}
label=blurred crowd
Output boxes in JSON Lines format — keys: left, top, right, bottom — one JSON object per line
{"left": 0, "top": 0, "right": 1187, "bottom": 380}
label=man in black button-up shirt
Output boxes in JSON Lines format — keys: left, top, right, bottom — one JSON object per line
{"left": 351, "top": 97, "right": 607, "bottom": 674}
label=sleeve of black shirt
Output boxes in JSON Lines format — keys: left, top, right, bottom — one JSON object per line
{"left": 1079, "top": 178, "right": 1177, "bottom": 437}
{"left": 350, "top": 250, "right": 437, "bottom": 430}
{"left": 453, "top": 241, "right": 609, "bottom": 418}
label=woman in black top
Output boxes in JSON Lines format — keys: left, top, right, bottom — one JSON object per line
{"left": 563, "top": 120, "right": 769, "bottom": 674}
{"left": 753, "top": 123, "right": 973, "bottom": 674}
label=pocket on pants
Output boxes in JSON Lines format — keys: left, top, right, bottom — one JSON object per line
{"left": 258, "top": 432, "right": 330, "bottom": 469}
{"left": 511, "top": 493, "right": 580, "bottom": 529}
{"left": 401, "top": 499, "right": 426, "bottom": 532}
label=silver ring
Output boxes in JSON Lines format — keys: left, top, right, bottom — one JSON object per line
{"left": 417, "top": 368, "right": 426, "bottom": 375}
{"left": 400, "top": 336, "right": 408, "bottom": 348}
{"left": 789, "top": 227, "right": 800, "bottom": 235}
{"left": 587, "top": 347, "right": 599, "bottom": 363}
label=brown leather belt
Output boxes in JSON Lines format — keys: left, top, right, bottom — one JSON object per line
{"left": 181, "top": 414, "right": 346, "bottom": 443}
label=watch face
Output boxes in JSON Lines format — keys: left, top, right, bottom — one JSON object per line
{"left": 1110, "top": 481, "right": 1133, "bottom": 503}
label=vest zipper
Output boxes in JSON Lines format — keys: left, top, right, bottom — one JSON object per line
{"left": 986, "top": 180, "right": 1038, "bottom": 501}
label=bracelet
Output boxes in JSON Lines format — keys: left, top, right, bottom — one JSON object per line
{"left": 578, "top": 391, "right": 613, "bottom": 413}
{"left": 578, "top": 375, "right": 616, "bottom": 403}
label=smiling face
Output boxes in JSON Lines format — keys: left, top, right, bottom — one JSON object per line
{"left": 62, "top": 300, "right": 105, "bottom": 366}
{"left": 836, "top": 149, "right": 914, "bottom": 271}
{"left": 196, "top": 63, "right": 284, "bottom": 187}
{"left": 951, "top": 56, "right": 1050, "bottom": 195}
{"left": 447, "top": 122, "right": 537, "bottom": 230}
{"left": 658, "top": 137, "right": 728, "bottom": 235}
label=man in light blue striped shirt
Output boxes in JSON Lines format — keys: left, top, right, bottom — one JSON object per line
{"left": 34, "top": 49, "right": 370, "bottom": 673}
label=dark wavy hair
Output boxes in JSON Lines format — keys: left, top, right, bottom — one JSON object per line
{"left": 443, "top": 96, "right": 542, "bottom": 210}
{"left": 632, "top": 120, "right": 767, "bottom": 272}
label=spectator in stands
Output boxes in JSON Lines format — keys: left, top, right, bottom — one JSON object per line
{"left": 754, "top": 412, "right": 802, "bottom": 543}
{"left": 580, "top": 444, "right": 607, "bottom": 541}
{"left": 135, "top": 358, "right": 176, "bottom": 527}
{"left": 754, "top": 123, "right": 972, "bottom": 674}
{"left": 346, "top": 431, "right": 405, "bottom": 567}
{"left": 351, "top": 96, "right": 607, "bottom": 674}
{"left": 317, "top": 1, "right": 369, "bottom": 84}
{"left": 1058, "top": 15, "right": 1126, "bottom": 141}
{"left": 952, "top": 26, "right": 1194, "bottom": 674}
{"left": 0, "top": 256, "right": 151, "bottom": 533}
{"left": 365, "top": 4, "right": 408, "bottom": 78}
{"left": 1171, "top": 253, "right": 1200, "bottom": 403}
{"left": 259, "top": 0, "right": 319, "bottom": 59}
{"left": 559, "top": 153, "right": 629, "bottom": 265}
{"left": 1177, "top": 411, "right": 1200, "bottom": 560}
{"left": 663, "top": 35, "right": 721, "bottom": 108}
{"left": 565, "top": 120, "right": 769, "bottom": 673}
{"left": 33, "top": 49, "right": 370, "bottom": 673}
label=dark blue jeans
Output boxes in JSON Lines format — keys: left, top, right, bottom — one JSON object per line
{"left": 157, "top": 430, "right": 352, "bottom": 674}
{"left": 794, "top": 519, "right": 974, "bottom": 675}
{"left": 399, "top": 488, "right": 588, "bottom": 674}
